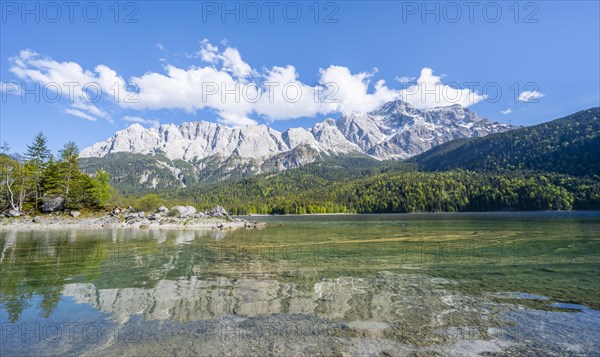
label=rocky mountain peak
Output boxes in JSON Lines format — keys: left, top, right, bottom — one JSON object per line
{"left": 81, "top": 100, "right": 515, "bottom": 165}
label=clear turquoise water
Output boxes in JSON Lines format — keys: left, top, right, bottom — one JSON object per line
{"left": 1, "top": 212, "right": 599, "bottom": 356}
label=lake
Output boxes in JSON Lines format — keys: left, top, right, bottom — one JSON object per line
{"left": 1, "top": 212, "right": 599, "bottom": 356}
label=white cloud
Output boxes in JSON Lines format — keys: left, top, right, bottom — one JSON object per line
{"left": 124, "top": 116, "right": 161, "bottom": 128}
{"left": 8, "top": 50, "right": 113, "bottom": 122}
{"left": 518, "top": 90, "right": 545, "bottom": 102}
{"left": 8, "top": 44, "right": 493, "bottom": 127}
{"left": 500, "top": 107, "right": 512, "bottom": 115}
{"left": 64, "top": 109, "right": 97, "bottom": 121}
{"left": 199, "top": 39, "right": 219, "bottom": 63}
{"left": 72, "top": 101, "right": 108, "bottom": 119}
{"left": 400, "top": 68, "right": 487, "bottom": 109}
{"left": 221, "top": 47, "right": 253, "bottom": 78}
{"left": 395, "top": 76, "right": 416, "bottom": 84}
{"left": 254, "top": 65, "right": 324, "bottom": 120}
{"left": 318, "top": 66, "right": 398, "bottom": 114}
{"left": 218, "top": 113, "right": 257, "bottom": 127}
{"left": 199, "top": 40, "right": 252, "bottom": 78}
{"left": 127, "top": 64, "right": 256, "bottom": 119}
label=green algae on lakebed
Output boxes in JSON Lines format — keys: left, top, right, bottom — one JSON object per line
{"left": 235, "top": 211, "right": 600, "bottom": 310}
{"left": 1, "top": 211, "right": 599, "bottom": 355}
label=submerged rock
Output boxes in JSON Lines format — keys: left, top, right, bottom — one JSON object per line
{"left": 102, "top": 216, "right": 121, "bottom": 228}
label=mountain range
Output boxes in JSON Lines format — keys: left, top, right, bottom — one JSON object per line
{"left": 156, "top": 107, "right": 600, "bottom": 214}
{"left": 80, "top": 100, "right": 515, "bottom": 192}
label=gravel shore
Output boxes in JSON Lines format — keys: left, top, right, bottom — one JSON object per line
{"left": 0, "top": 206, "right": 263, "bottom": 231}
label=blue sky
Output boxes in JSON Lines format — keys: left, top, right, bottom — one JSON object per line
{"left": 1, "top": 1, "right": 599, "bottom": 154}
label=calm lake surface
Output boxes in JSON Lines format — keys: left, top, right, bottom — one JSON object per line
{"left": 1, "top": 212, "right": 599, "bottom": 356}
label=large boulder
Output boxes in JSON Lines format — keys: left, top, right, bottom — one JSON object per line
{"left": 124, "top": 212, "right": 139, "bottom": 220}
{"left": 210, "top": 206, "right": 229, "bottom": 217}
{"left": 6, "top": 209, "right": 21, "bottom": 217}
{"left": 70, "top": 211, "right": 80, "bottom": 218}
{"left": 171, "top": 206, "right": 189, "bottom": 218}
{"left": 171, "top": 206, "right": 197, "bottom": 218}
{"left": 148, "top": 213, "right": 161, "bottom": 220}
{"left": 156, "top": 206, "right": 170, "bottom": 215}
{"left": 41, "top": 197, "right": 65, "bottom": 213}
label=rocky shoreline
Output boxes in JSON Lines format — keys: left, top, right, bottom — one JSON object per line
{"left": 0, "top": 205, "right": 263, "bottom": 230}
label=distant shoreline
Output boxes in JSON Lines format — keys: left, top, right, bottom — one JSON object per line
{"left": 245, "top": 210, "right": 600, "bottom": 217}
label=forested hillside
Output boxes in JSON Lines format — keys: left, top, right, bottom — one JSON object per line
{"left": 162, "top": 169, "right": 600, "bottom": 215}
{"left": 80, "top": 153, "right": 200, "bottom": 194}
{"left": 412, "top": 108, "right": 600, "bottom": 176}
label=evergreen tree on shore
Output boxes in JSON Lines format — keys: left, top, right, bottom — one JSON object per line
{"left": 25, "top": 132, "right": 51, "bottom": 208}
{"left": 0, "top": 136, "right": 113, "bottom": 213}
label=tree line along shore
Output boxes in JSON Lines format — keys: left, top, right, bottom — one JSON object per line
{"left": 0, "top": 133, "right": 257, "bottom": 229}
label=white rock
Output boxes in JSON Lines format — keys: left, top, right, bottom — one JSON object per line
{"left": 80, "top": 100, "right": 515, "bottom": 163}
{"left": 148, "top": 213, "right": 161, "bottom": 220}
{"left": 124, "top": 213, "right": 139, "bottom": 220}
{"left": 6, "top": 209, "right": 21, "bottom": 217}
{"left": 156, "top": 206, "right": 170, "bottom": 214}
{"left": 171, "top": 206, "right": 190, "bottom": 218}
{"left": 210, "top": 206, "right": 229, "bottom": 217}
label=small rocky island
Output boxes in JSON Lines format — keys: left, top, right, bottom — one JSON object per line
{"left": 0, "top": 205, "right": 261, "bottom": 230}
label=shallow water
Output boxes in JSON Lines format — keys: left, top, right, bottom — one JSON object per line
{"left": 1, "top": 212, "right": 599, "bottom": 356}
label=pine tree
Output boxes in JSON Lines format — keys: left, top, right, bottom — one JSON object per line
{"left": 0, "top": 142, "right": 10, "bottom": 155}
{"left": 25, "top": 132, "right": 51, "bottom": 208}
{"left": 40, "top": 157, "right": 63, "bottom": 196}
{"left": 59, "top": 141, "right": 80, "bottom": 198}
{"left": 89, "top": 170, "right": 111, "bottom": 208}
{"left": 26, "top": 132, "right": 51, "bottom": 168}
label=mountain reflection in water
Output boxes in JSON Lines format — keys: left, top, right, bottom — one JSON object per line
{"left": 1, "top": 212, "right": 599, "bottom": 356}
